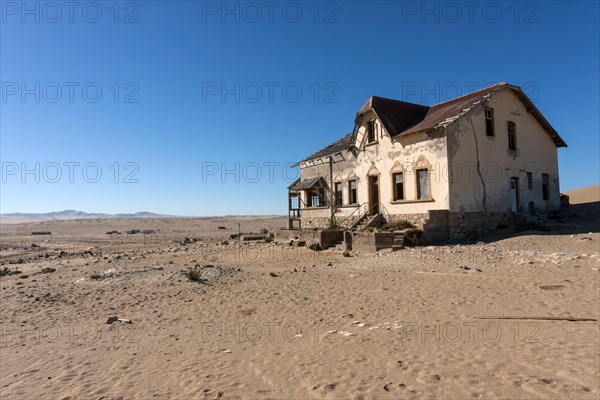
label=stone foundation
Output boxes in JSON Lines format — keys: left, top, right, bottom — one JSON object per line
{"left": 447, "top": 211, "right": 513, "bottom": 239}
{"left": 386, "top": 213, "right": 427, "bottom": 229}
{"left": 274, "top": 229, "right": 343, "bottom": 249}
{"left": 298, "top": 210, "right": 516, "bottom": 245}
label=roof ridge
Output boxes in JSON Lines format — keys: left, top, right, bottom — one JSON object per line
{"left": 428, "top": 82, "right": 508, "bottom": 107}
{"left": 370, "top": 95, "right": 430, "bottom": 109}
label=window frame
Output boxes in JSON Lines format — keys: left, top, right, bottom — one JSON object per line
{"left": 366, "top": 120, "right": 376, "bottom": 143}
{"left": 527, "top": 172, "right": 533, "bottom": 190}
{"left": 484, "top": 107, "right": 495, "bottom": 137}
{"left": 334, "top": 182, "right": 343, "bottom": 207}
{"left": 507, "top": 121, "right": 517, "bottom": 150}
{"left": 542, "top": 174, "right": 550, "bottom": 201}
{"left": 348, "top": 179, "right": 358, "bottom": 205}
{"left": 392, "top": 172, "right": 405, "bottom": 201}
{"left": 416, "top": 168, "right": 430, "bottom": 200}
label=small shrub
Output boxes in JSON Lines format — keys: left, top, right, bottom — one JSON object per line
{"left": 260, "top": 228, "right": 269, "bottom": 235}
{"left": 342, "top": 250, "right": 351, "bottom": 257}
{"left": 296, "top": 240, "right": 306, "bottom": 247}
{"left": 403, "top": 229, "right": 423, "bottom": 247}
{"left": 326, "top": 218, "right": 341, "bottom": 231}
{"left": 40, "top": 267, "right": 56, "bottom": 273}
{"left": 269, "top": 272, "right": 278, "bottom": 277}
{"left": 381, "top": 220, "right": 415, "bottom": 232}
{"left": 186, "top": 268, "right": 201, "bottom": 282}
{"left": 18, "top": 274, "right": 29, "bottom": 279}
{"left": 89, "top": 272, "right": 102, "bottom": 280}
{"left": 308, "top": 243, "right": 322, "bottom": 251}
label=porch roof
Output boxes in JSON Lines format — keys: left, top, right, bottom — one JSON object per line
{"left": 291, "top": 177, "right": 328, "bottom": 190}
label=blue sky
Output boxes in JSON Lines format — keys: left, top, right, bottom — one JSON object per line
{"left": 1, "top": 1, "right": 598, "bottom": 215}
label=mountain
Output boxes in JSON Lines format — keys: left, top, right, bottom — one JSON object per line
{"left": 0, "top": 210, "right": 179, "bottom": 220}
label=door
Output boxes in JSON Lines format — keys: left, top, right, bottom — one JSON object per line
{"left": 368, "top": 175, "right": 379, "bottom": 215}
{"left": 510, "top": 178, "right": 519, "bottom": 212}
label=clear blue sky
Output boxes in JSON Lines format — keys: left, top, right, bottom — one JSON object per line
{"left": 1, "top": 1, "right": 598, "bottom": 215}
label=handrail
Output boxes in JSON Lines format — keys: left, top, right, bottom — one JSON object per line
{"left": 338, "top": 202, "right": 368, "bottom": 229}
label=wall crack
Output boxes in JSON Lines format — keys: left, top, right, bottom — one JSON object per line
{"left": 469, "top": 115, "right": 487, "bottom": 212}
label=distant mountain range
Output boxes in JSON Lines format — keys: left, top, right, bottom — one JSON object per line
{"left": 0, "top": 210, "right": 179, "bottom": 220}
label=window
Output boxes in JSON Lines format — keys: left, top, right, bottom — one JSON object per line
{"left": 392, "top": 172, "right": 404, "bottom": 201}
{"left": 527, "top": 172, "right": 533, "bottom": 190}
{"left": 309, "top": 189, "right": 324, "bottom": 207}
{"left": 507, "top": 121, "right": 517, "bottom": 150}
{"left": 366, "top": 120, "right": 376, "bottom": 143}
{"left": 485, "top": 107, "right": 495, "bottom": 136}
{"left": 348, "top": 179, "right": 357, "bottom": 204}
{"left": 416, "top": 169, "right": 430, "bottom": 199}
{"left": 542, "top": 174, "right": 549, "bottom": 200}
{"left": 334, "top": 182, "right": 342, "bottom": 206}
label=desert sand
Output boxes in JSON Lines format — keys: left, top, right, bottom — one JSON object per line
{"left": 1, "top": 202, "right": 599, "bottom": 399}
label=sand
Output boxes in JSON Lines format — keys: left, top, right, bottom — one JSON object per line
{"left": 564, "top": 185, "right": 600, "bottom": 205}
{"left": 1, "top": 212, "right": 599, "bottom": 399}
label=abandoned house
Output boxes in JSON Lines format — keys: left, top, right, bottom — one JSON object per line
{"left": 287, "top": 82, "right": 567, "bottom": 242}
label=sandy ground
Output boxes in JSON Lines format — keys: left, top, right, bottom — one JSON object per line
{"left": 1, "top": 204, "right": 599, "bottom": 399}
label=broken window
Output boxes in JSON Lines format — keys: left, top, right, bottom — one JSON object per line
{"left": 542, "top": 174, "right": 549, "bottom": 200}
{"left": 527, "top": 172, "right": 533, "bottom": 190}
{"left": 416, "top": 169, "right": 430, "bottom": 199}
{"left": 508, "top": 121, "right": 517, "bottom": 150}
{"left": 348, "top": 179, "right": 357, "bottom": 205}
{"left": 392, "top": 172, "right": 404, "bottom": 201}
{"left": 485, "top": 107, "right": 495, "bottom": 136}
{"left": 309, "top": 189, "right": 324, "bottom": 207}
{"left": 366, "top": 120, "right": 376, "bottom": 143}
{"left": 334, "top": 182, "right": 342, "bottom": 206}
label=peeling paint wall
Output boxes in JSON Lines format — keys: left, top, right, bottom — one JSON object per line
{"left": 446, "top": 88, "right": 561, "bottom": 213}
{"left": 299, "top": 109, "right": 450, "bottom": 225}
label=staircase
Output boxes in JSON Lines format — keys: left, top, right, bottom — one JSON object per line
{"left": 392, "top": 233, "right": 404, "bottom": 251}
{"left": 352, "top": 213, "right": 382, "bottom": 231}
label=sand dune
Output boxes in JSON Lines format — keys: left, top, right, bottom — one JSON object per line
{"left": 564, "top": 185, "right": 600, "bottom": 205}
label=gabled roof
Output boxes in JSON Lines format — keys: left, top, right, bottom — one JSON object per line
{"left": 355, "top": 96, "right": 429, "bottom": 137}
{"left": 356, "top": 82, "right": 566, "bottom": 147}
{"left": 296, "top": 82, "right": 566, "bottom": 166}
{"left": 294, "top": 133, "right": 353, "bottom": 166}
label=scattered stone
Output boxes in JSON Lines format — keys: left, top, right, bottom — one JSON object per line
{"left": 476, "top": 268, "right": 483, "bottom": 272}
{"left": 430, "top": 374, "right": 441, "bottom": 381}
{"left": 106, "top": 316, "right": 119, "bottom": 324}
{"left": 459, "top": 265, "right": 471, "bottom": 270}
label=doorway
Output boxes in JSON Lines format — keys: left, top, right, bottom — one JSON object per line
{"left": 368, "top": 175, "right": 379, "bottom": 215}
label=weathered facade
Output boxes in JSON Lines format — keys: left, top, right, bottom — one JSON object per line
{"left": 288, "top": 82, "right": 567, "bottom": 241}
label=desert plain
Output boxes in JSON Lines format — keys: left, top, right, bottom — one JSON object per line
{"left": 0, "top": 188, "right": 599, "bottom": 399}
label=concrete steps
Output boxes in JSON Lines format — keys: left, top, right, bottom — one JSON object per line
{"left": 392, "top": 233, "right": 404, "bottom": 251}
